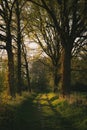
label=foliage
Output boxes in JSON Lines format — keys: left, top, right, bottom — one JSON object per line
{"left": 71, "top": 52, "right": 87, "bottom": 92}
{"left": 30, "top": 58, "right": 51, "bottom": 92}
{"left": 0, "top": 60, "right": 8, "bottom": 94}
{"left": 72, "top": 55, "right": 87, "bottom": 85}
{"left": 0, "top": 0, "right": 87, "bottom": 97}
{"left": 0, "top": 72, "right": 4, "bottom": 93}
{"left": 24, "top": 0, "right": 87, "bottom": 96}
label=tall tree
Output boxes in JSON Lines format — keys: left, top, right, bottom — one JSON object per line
{"left": 24, "top": 4, "right": 61, "bottom": 92}
{"left": 15, "top": 0, "right": 22, "bottom": 94}
{"left": 14, "top": 0, "right": 29, "bottom": 94}
{"left": 27, "top": 0, "right": 87, "bottom": 96}
{"left": 22, "top": 42, "right": 31, "bottom": 92}
{"left": 0, "top": 0, "right": 16, "bottom": 97}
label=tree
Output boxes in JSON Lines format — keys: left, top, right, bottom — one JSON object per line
{"left": 22, "top": 42, "right": 31, "bottom": 92}
{"left": 24, "top": 3, "right": 61, "bottom": 92}
{"left": 0, "top": 0, "right": 16, "bottom": 97}
{"left": 14, "top": 0, "right": 31, "bottom": 94}
{"left": 27, "top": 0, "right": 87, "bottom": 96}
{"left": 14, "top": 0, "right": 22, "bottom": 94}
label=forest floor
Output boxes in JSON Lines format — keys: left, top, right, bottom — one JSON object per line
{"left": 0, "top": 92, "right": 87, "bottom": 130}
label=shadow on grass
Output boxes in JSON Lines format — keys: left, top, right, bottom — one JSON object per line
{"left": 0, "top": 94, "right": 41, "bottom": 130}
{"left": 43, "top": 94, "right": 77, "bottom": 130}
{"left": 0, "top": 93, "right": 87, "bottom": 130}
{"left": 13, "top": 94, "right": 42, "bottom": 130}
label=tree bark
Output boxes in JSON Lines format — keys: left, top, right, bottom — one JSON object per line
{"left": 22, "top": 42, "right": 31, "bottom": 92}
{"left": 53, "top": 66, "right": 60, "bottom": 93}
{"left": 26, "top": 62, "right": 31, "bottom": 92}
{"left": 61, "top": 47, "right": 72, "bottom": 97}
{"left": 16, "top": 0, "right": 22, "bottom": 95}
{"left": 17, "top": 42, "right": 22, "bottom": 95}
{"left": 6, "top": 33, "right": 15, "bottom": 97}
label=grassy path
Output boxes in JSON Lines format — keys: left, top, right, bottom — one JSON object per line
{"left": 0, "top": 93, "right": 87, "bottom": 130}
{"left": 13, "top": 94, "right": 42, "bottom": 130}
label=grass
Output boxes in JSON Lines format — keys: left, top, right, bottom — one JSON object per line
{"left": 0, "top": 92, "right": 87, "bottom": 130}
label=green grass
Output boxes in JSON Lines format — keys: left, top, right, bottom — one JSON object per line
{"left": 0, "top": 92, "right": 87, "bottom": 130}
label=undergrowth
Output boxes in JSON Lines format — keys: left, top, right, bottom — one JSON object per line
{"left": 0, "top": 92, "right": 87, "bottom": 130}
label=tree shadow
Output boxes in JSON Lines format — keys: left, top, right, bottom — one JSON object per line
{"left": 13, "top": 94, "right": 42, "bottom": 130}
{"left": 36, "top": 94, "right": 79, "bottom": 130}
{"left": 0, "top": 93, "right": 86, "bottom": 130}
{"left": 0, "top": 94, "right": 41, "bottom": 130}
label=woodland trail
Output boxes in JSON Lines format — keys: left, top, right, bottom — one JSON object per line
{"left": 12, "top": 93, "right": 77, "bottom": 130}
{"left": 0, "top": 93, "right": 86, "bottom": 130}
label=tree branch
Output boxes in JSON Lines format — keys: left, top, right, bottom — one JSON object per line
{"left": 0, "top": 34, "right": 6, "bottom": 42}
{"left": 0, "top": 45, "right": 6, "bottom": 49}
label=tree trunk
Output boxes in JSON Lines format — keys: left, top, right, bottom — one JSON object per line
{"left": 22, "top": 43, "right": 31, "bottom": 92}
{"left": 61, "top": 47, "right": 72, "bottom": 97}
{"left": 26, "top": 62, "right": 31, "bottom": 92}
{"left": 53, "top": 66, "right": 59, "bottom": 93}
{"left": 16, "top": 0, "right": 22, "bottom": 95}
{"left": 6, "top": 35, "right": 15, "bottom": 97}
{"left": 17, "top": 43, "right": 22, "bottom": 95}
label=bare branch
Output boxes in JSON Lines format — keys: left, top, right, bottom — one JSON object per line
{"left": 0, "top": 45, "right": 6, "bottom": 49}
